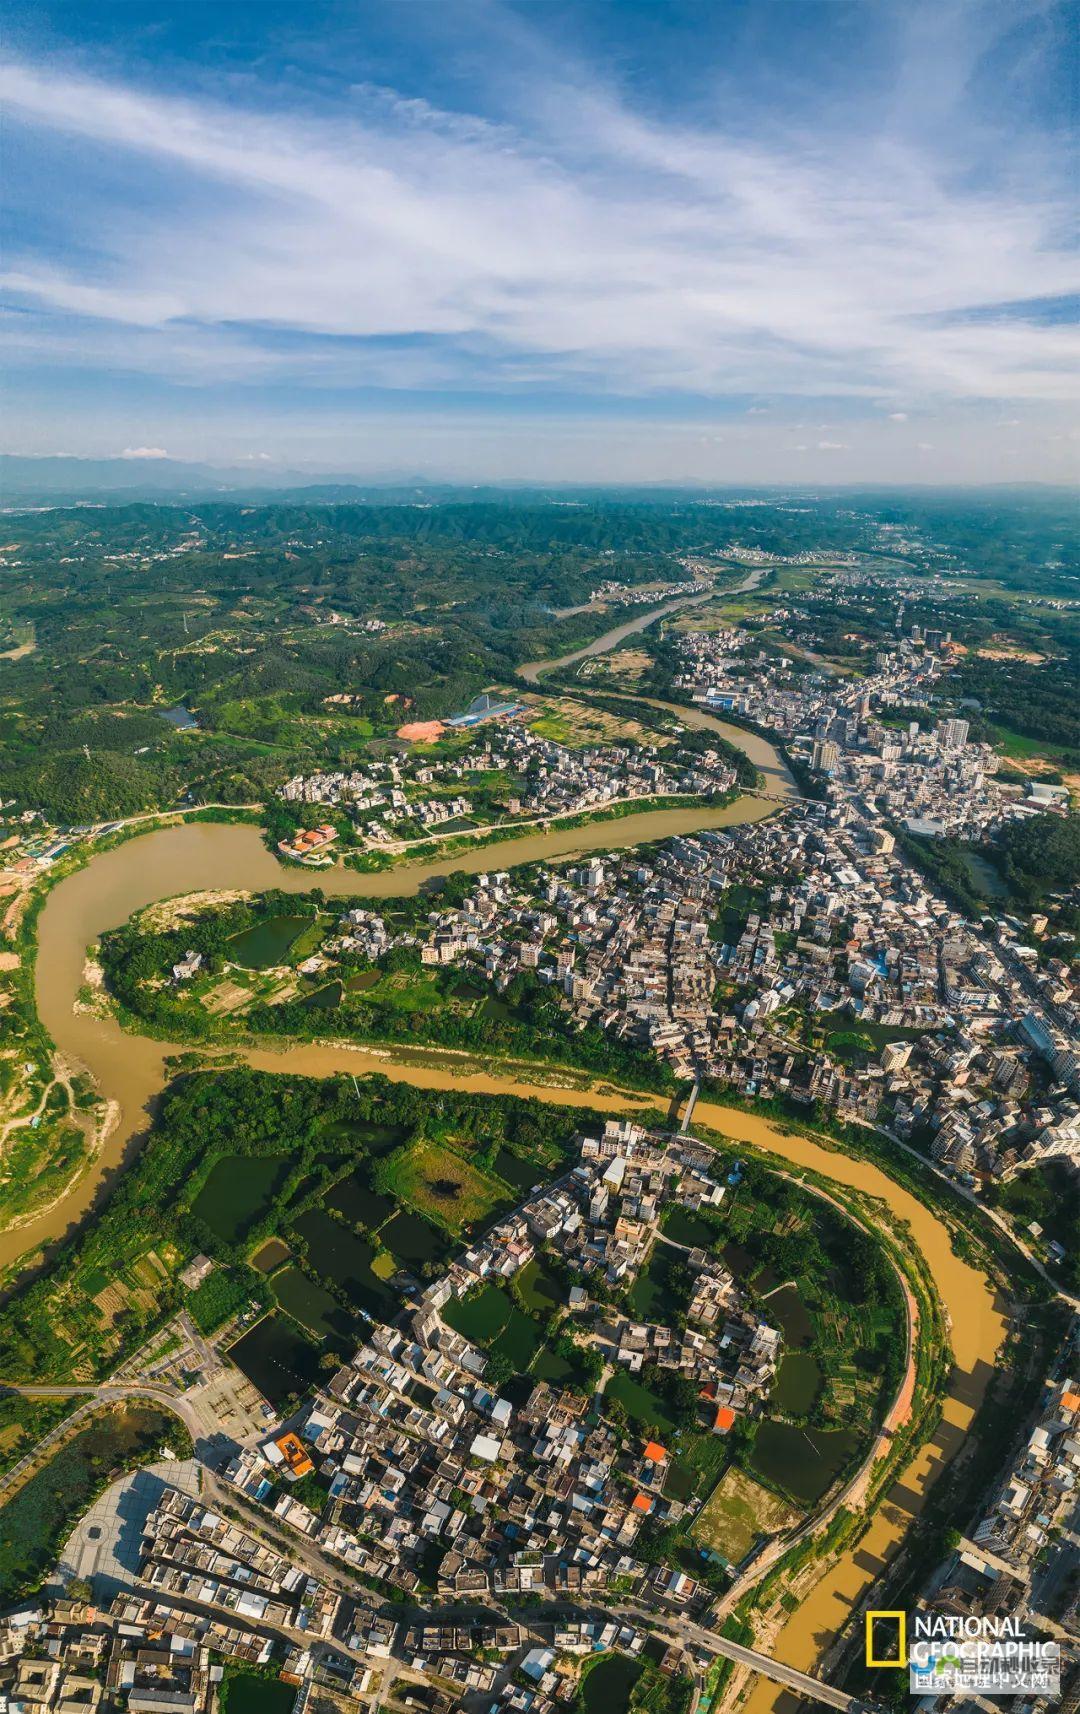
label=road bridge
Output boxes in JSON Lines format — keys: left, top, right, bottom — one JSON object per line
{"left": 680, "top": 1078, "right": 701, "bottom": 1133}
{"left": 659, "top": 1617, "right": 871, "bottom": 1713}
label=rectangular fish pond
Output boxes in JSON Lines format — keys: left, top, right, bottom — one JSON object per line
{"left": 227, "top": 1312, "right": 324, "bottom": 1409}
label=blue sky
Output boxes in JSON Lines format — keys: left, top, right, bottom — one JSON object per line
{"left": 2, "top": 0, "right": 1077, "bottom": 483}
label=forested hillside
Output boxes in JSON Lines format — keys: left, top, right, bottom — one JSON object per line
{"left": 0, "top": 490, "right": 1074, "bottom": 820}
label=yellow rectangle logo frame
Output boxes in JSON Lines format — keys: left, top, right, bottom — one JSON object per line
{"left": 865, "top": 1610, "right": 907, "bottom": 1668}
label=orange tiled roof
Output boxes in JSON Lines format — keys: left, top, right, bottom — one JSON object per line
{"left": 643, "top": 1441, "right": 667, "bottom": 1462}
{"left": 713, "top": 1406, "right": 736, "bottom": 1433}
{"left": 275, "top": 1431, "right": 315, "bottom": 1477}
{"left": 632, "top": 1492, "right": 654, "bottom": 1513}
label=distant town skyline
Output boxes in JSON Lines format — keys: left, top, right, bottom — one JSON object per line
{"left": 2, "top": 0, "right": 1077, "bottom": 484}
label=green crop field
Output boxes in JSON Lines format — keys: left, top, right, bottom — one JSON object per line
{"left": 376, "top": 1137, "right": 511, "bottom": 1232}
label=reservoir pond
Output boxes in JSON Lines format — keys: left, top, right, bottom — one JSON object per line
{"left": 765, "top": 1282, "right": 814, "bottom": 1347}
{"left": 250, "top": 1238, "right": 291, "bottom": 1274}
{"left": 492, "top": 1147, "right": 542, "bottom": 1193}
{"left": 771, "top": 1350, "right": 823, "bottom": 1416}
{"left": 379, "top": 1209, "right": 450, "bottom": 1268}
{"left": 661, "top": 1206, "right": 719, "bottom": 1249}
{"left": 227, "top": 914, "right": 312, "bottom": 968}
{"left": 191, "top": 1154, "right": 291, "bottom": 1243}
{"left": 227, "top": 1312, "right": 323, "bottom": 1409}
{"left": 290, "top": 1210, "right": 396, "bottom": 1319}
{"left": 272, "top": 1266, "right": 356, "bottom": 1342}
{"left": 325, "top": 1173, "right": 395, "bottom": 1230}
{"left": 578, "top": 1652, "right": 645, "bottom": 1712}
{"left": 750, "top": 1419, "right": 858, "bottom": 1507}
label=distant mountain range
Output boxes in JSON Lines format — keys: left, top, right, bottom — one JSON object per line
{"left": 0, "top": 456, "right": 1063, "bottom": 507}
{"left": 0, "top": 455, "right": 706, "bottom": 505}
{"left": 0, "top": 456, "right": 788, "bottom": 508}
{"left": 0, "top": 454, "right": 391, "bottom": 502}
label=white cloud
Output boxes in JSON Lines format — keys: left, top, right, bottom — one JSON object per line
{"left": 119, "top": 446, "right": 170, "bottom": 459}
{"left": 817, "top": 440, "right": 849, "bottom": 450}
{"left": 1, "top": 31, "right": 1077, "bottom": 419}
{"left": 888, "top": 411, "right": 909, "bottom": 421}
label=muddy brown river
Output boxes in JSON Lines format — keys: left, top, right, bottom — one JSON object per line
{"left": 517, "top": 565, "right": 767, "bottom": 683}
{"left": 16, "top": 713, "right": 1005, "bottom": 1708}
{"left": 25, "top": 792, "right": 783, "bottom": 1275}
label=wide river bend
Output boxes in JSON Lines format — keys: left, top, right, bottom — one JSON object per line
{"left": 14, "top": 705, "right": 1004, "bottom": 1711}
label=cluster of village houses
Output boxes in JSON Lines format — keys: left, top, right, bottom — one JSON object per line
{"left": 137, "top": 1488, "right": 341, "bottom": 1642}
{"left": 677, "top": 618, "right": 1069, "bottom": 841}
{"left": 913, "top": 1356, "right": 1080, "bottom": 1696}
{"left": 967, "top": 1372, "right": 1080, "bottom": 1597}
{"left": 675, "top": 620, "right": 1076, "bottom": 1173}
{"left": 0, "top": 1596, "right": 260, "bottom": 1714}
{"left": 0, "top": 1122, "right": 774, "bottom": 1711}
{"left": 586, "top": 572, "right": 712, "bottom": 606}
{"left": 486, "top": 726, "right": 736, "bottom": 823}
{"left": 0, "top": 1587, "right": 456, "bottom": 1714}
{"left": 0, "top": 1597, "right": 662, "bottom": 1714}
{"left": 279, "top": 719, "right": 739, "bottom": 854}
{"left": 281, "top": 751, "right": 486, "bottom": 829}
{"left": 266, "top": 586, "right": 1080, "bottom": 1189}
{"left": 240, "top": 1121, "right": 775, "bottom": 1603}
{"left": 4, "top": 563, "right": 1079, "bottom": 1710}
{"left": 711, "top": 547, "right": 864, "bottom": 567}
{"left": 306, "top": 799, "right": 1078, "bottom": 1186}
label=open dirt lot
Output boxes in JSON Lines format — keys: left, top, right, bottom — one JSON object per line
{"left": 691, "top": 1464, "right": 801, "bottom": 1563}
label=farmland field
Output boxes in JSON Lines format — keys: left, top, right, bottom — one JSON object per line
{"left": 691, "top": 1464, "right": 801, "bottom": 1564}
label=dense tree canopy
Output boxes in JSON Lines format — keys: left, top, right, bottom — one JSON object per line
{"left": 997, "top": 813, "right": 1080, "bottom": 901}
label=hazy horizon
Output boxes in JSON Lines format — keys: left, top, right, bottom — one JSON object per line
{"left": 1, "top": 451, "right": 1077, "bottom": 498}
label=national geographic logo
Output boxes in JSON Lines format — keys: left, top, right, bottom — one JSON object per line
{"left": 864, "top": 1608, "right": 1060, "bottom": 1696}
